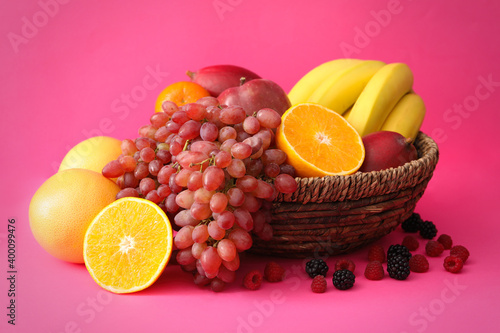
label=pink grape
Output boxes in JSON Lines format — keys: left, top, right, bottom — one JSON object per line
{"left": 208, "top": 221, "right": 225, "bottom": 240}
{"left": 254, "top": 129, "right": 272, "bottom": 151}
{"left": 190, "top": 141, "right": 219, "bottom": 156}
{"left": 165, "top": 193, "right": 180, "bottom": 213}
{"left": 116, "top": 187, "right": 140, "bottom": 199}
{"left": 191, "top": 242, "right": 207, "bottom": 259}
{"left": 256, "top": 108, "right": 281, "bottom": 128}
{"left": 165, "top": 120, "right": 181, "bottom": 134}
{"left": 222, "top": 252, "right": 240, "bottom": 272}
{"left": 171, "top": 111, "right": 190, "bottom": 124}
{"left": 157, "top": 165, "right": 176, "bottom": 184}
{"left": 174, "top": 226, "right": 195, "bottom": 249}
{"left": 154, "top": 126, "right": 171, "bottom": 142}
{"left": 264, "top": 163, "right": 280, "bottom": 178}
{"left": 176, "top": 151, "right": 210, "bottom": 172}
{"left": 190, "top": 202, "right": 212, "bottom": 220}
{"left": 206, "top": 106, "right": 222, "bottom": 124}
{"left": 175, "top": 189, "right": 195, "bottom": 209}
{"left": 138, "top": 124, "right": 157, "bottom": 139}
{"left": 135, "top": 137, "right": 152, "bottom": 150}
{"left": 200, "top": 122, "right": 219, "bottom": 142}
{"left": 242, "top": 116, "right": 260, "bottom": 135}
{"left": 216, "top": 210, "right": 235, "bottom": 230}
{"left": 178, "top": 119, "right": 202, "bottom": 140}
{"left": 235, "top": 175, "right": 258, "bottom": 192}
{"left": 200, "top": 246, "right": 222, "bottom": 277}
{"left": 226, "top": 159, "right": 246, "bottom": 178}
{"left": 233, "top": 208, "right": 253, "bottom": 231}
{"left": 169, "top": 173, "right": 183, "bottom": 193}
{"left": 162, "top": 101, "right": 179, "bottom": 115}
{"left": 244, "top": 158, "right": 263, "bottom": 178}
{"left": 175, "top": 168, "right": 194, "bottom": 187}
{"left": 122, "top": 172, "right": 138, "bottom": 188}
{"left": 196, "top": 96, "right": 219, "bottom": 108}
{"left": 227, "top": 187, "right": 245, "bottom": 207}
{"left": 140, "top": 147, "right": 155, "bottom": 163}
{"left": 231, "top": 142, "right": 252, "bottom": 159}
{"left": 102, "top": 160, "right": 124, "bottom": 178}
{"left": 192, "top": 224, "right": 209, "bottom": 243}
{"left": 187, "top": 171, "right": 203, "bottom": 191}
{"left": 181, "top": 103, "right": 207, "bottom": 121}
{"left": 210, "top": 278, "right": 226, "bottom": 292}
{"left": 252, "top": 180, "right": 274, "bottom": 199}
{"left": 219, "top": 106, "right": 246, "bottom": 125}
{"left": 214, "top": 150, "right": 232, "bottom": 168}
{"left": 174, "top": 209, "right": 199, "bottom": 227}
{"left": 217, "top": 239, "right": 237, "bottom": 262}
{"left": 156, "top": 149, "right": 172, "bottom": 164}
{"left": 236, "top": 131, "right": 251, "bottom": 142}
{"left": 280, "top": 164, "right": 296, "bottom": 177}
{"left": 220, "top": 138, "right": 237, "bottom": 153}
{"left": 176, "top": 247, "right": 196, "bottom": 265}
{"left": 242, "top": 136, "right": 263, "bottom": 155}
{"left": 251, "top": 210, "right": 266, "bottom": 233}
{"left": 217, "top": 265, "right": 236, "bottom": 284}
{"left": 228, "top": 229, "right": 252, "bottom": 251}
{"left": 157, "top": 184, "right": 171, "bottom": 199}
{"left": 145, "top": 190, "right": 161, "bottom": 203}
{"left": 148, "top": 159, "right": 162, "bottom": 176}
{"left": 203, "top": 166, "right": 225, "bottom": 191}
{"left": 119, "top": 156, "right": 137, "bottom": 172}
{"left": 139, "top": 177, "right": 156, "bottom": 196}
{"left": 218, "top": 126, "right": 237, "bottom": 142}
{"left": 121, "top": 139, "right": 138, "bottom": 156}
{"left": 274, "top": 173, "right": 298, "bottom": 194}
{"left": 134, "top": 162, "right": 149, "bottom": 180}
{"left": 210, "top": 192, "right": 228, "bottom": 214}
{"left": 261, "top": 149, "right": 287, "bottom": 165}
{"left": 194, "top": 188, "right": 215, "bottom": 204}
{"left": 241, "top": 193, "right": 262, "bottom": 213}
{"left": 150, "top": 112, "right": 169, "bottom": 128}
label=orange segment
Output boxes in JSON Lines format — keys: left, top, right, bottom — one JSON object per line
{"left": 155, "top": 81, "right": 210, "bottom": 111}
{"left": 275, "top": 103, "right": 365, "bottom": 177}
{"left": 83, "top": 197, "right": 173, "bottom": 293}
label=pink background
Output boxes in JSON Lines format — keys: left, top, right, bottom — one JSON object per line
{"left": 2, "top": 0, "right": 500, "bottom": 332}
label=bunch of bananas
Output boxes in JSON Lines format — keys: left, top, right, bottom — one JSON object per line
{"left": 288, "top": 59, "right": 426, "bottom": 140}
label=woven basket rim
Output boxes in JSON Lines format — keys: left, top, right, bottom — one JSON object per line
{"left": 275, "top": 131, "right": 439, "bottom": 204}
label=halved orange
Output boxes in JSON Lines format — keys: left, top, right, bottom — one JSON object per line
{"left": 83, "top": 197, "right": 173, "bottom": 293}
{"left": 275, "top": 103, "right": 365, "bottom": 177}
{"left": 155, "top": 81, "right": 210, "bottom": 111}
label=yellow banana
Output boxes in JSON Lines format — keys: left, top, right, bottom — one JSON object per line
{"left": 381, "top": 92, "right": 426, "bottom": 141}
{"left": 346, "top": 63, "right": 414, "bottom": 137}
{"left": 308, "top": 60, "right": 386, "bottom": 115}
{"left": 288, "top": 58, "right": 362, "bottom": 105}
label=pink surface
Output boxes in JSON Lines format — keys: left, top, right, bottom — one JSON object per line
{"left": 2, "top": 0, "right": 500, "bottom": 332}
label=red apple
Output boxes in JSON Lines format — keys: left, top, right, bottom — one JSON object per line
{"left": 218, "top": 79, "right": 291, "bottom": 116}
{"left": 186, "top": 65, "right": 261, "bottom": 97}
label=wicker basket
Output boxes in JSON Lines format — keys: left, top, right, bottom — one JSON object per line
{"left": 251, "top": 131, "right": 439, "bottom": 258}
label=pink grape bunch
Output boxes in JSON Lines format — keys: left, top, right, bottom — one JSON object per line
{"left": 101, "top": 96, "right": 298, "bottom": 291}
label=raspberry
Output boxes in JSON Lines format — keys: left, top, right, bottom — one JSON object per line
{"left": 243, "top": 270, "right": 262, "bottom": 290}
{"left": 437, "top": 234, "right": 453, "bottom": 250}
{"left": 409, "top": 254, "right": 429, "bottom": 273}
{"left": 419, "top": 220, "right": 437, "bottom": 239}
{"left": 387, "top": 244, "right": 412, "bottom": 262}
{"left": 311, "top": 275, "right": 327, "bottom": 293}
{"left": 264, "top": 261, "right": 285, "bottom": 282}
{"left": 450, "top": 245, "right": 470, "bottom": 263}
{"left": 443, "top": 255, "right": 464, "bottom": 273}
{"left": 367, "top": 244, "right": 385, "bottom": 263}
{"left": 387, "top": 255, "right": 411, "bottom": 280}
{"left": 305, "top": 259, "right": 329, "bottom": 278}
{"left": 401, "top": 213, "right": 423, "bottom": 232}
{"left": 364, "top": 261, "right": 384, "bottom": 280}
{"left": 402, "top": 235, "right": 419, "bottom": 251}
{"left": 332, "top": 269, "right": 355, "bottom": 290}
{"left": 334, "top": 259, "right": 356, "bottom": 273}
{"left": 425, "top": 240, "right": 445, "bottom": 257}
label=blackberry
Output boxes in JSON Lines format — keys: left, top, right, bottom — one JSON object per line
{"left": 305, "top": 259, "right": 329, "bottom": 278}
{"left": 387, "top": 255, "right": 411, "bottom": 280}
{"left": 419, "top": 221, "right": 437, "bottom": 239}
{"left": 401, "top": 213, "right": 423, "bottom": 233}
{"left": 387, "top": 244, "right": 412, "bottom": 262}
{"left": 332, "top": 269, "right": 355, "bottom": 290}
